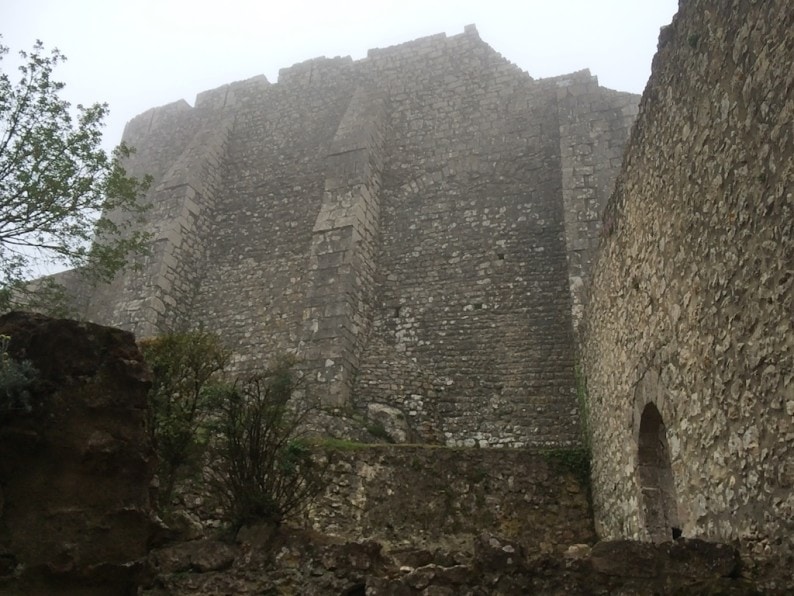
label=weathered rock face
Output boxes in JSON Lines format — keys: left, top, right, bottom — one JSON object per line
{"left": 0, "top": 312, "right": 155, "bottom": 595}
{"left": 310, "top": 446, "right": 594, "bottom": 555}
{"left": 582, "top": 0, "right": 793, "bottom": 589}
{"left": 142, "top": 529, "right": 758, "bottom": 595}
{"left": 171, "top": 445, "right": 595, "bottom": 556}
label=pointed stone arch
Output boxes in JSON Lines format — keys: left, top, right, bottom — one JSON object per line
{"left": 637, "top": 402, "right": 680, "bottom": 542}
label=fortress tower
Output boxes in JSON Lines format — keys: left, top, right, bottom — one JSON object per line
{"left": 59, "top": 26, "right": 638, "bottom": 447}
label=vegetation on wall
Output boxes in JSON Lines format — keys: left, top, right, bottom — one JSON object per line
{"left": 141, "top": 336, "right": 324, "bottom": 529}
{"left": 0, "top": 334, "right": 38, "bottom": 420}
{"left": 541, "top": 447, "right": 591, "bottom": 488}
{"left": 0, "top": 37, "right": 151, "bottom": 311}
{"left": 206, "top": 356, "right": 326, "bottom": 529}
{"left": 539, "top": 364, "right": 593, "bottom": 489}
{"left": 575, "top": 364, "right": 592, "bottom": 452}
{"left": 139, "top": 331, "right": 229, "bottom": 509}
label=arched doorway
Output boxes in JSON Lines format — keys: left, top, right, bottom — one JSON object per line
{"left": 637, "top": 402, "right": 680, "bottom": 542}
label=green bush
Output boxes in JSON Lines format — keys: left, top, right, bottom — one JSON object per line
{"left": 207, "top": 356, "right": 326, "bottom": 529}
{"left": 0, "top": 334, "right": 38, "bottom": 420}
{"left": 365, "top": 419, "right": 394, "bottom": 443}
{"left": 139, "top": 331, "right": 229, "bottom": 509}
{"left": 541, "top": 447, "right": 591, "bottom": 488}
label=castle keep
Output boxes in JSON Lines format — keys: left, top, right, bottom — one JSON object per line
{"left": 37, "top": 0, "right": 794, "bottom": 586}
{"left": 62, "top": 25, "right": 638, "bottom": 448}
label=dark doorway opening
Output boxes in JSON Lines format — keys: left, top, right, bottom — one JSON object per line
{"left": 638, "top": 403, "right": 680, "bottom": 542}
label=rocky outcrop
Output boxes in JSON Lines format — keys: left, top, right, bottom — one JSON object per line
{"left": 142, "top": 527, "right": 759, "bottom": 595}
{"left": 311, "top": 446, "right": 594, "bottom": 555}
{"left": 0, "top": 312, "right": 155, "bottom": 595}
{"left": 171, "top": 444, "right": 596, "bottom": 556}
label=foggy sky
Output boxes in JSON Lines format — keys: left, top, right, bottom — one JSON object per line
{"left": 2, "top": 0, "right": 678, "bottom": 151}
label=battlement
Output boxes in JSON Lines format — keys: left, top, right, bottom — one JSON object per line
{"left": 122, "top": 25, "right": 527, "bottom": 137}
{"left": 365, "top": 23, "right": 480, "bottom": 60}
{"left": 194, "top": 74, "right": 270, "bottom": 110}
{"left": 122, "top": 99, "right": 191, "bottom": 140}
{"left": 277, "top": 55, "right": 355, "bottom": 86}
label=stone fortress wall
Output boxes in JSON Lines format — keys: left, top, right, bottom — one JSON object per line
{"left": 582, "top": 0, "right": 792, "bottom": 581}
{"left": 48, "top": 1, "right": 794, "bottom": 585}
{"left": 65, "top": 25, "right": 638, "bottom": 448}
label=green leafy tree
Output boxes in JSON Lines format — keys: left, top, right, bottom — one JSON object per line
{"left": 0, "top": 38, "right": 151, "bottom": 310}
{"left": 140, "top": 332, "right": 230, "bottom": 509}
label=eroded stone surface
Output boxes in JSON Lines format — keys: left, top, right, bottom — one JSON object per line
{"left": 142, "top": 529, "right": 760, "bottom": 596}
{"left": 308, "top": 446, "right": 595, "bottom": 555}
{"left": 0, "top": 312, "right": 155, "bottom": 595}
{"left": 172, "top": 445, "right": 596, "bottom": 557}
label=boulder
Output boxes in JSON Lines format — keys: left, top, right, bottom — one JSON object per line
{"left": 473, "top": 532, "right": 525, "bottom": 573}
{"left": 0, "top": 312, "right": 155, "bottom": 594}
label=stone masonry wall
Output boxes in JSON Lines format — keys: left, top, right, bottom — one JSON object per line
{"left": 72, "top": 27, "right": 638, "bottom": 448}
{"left": 191, "top": 60, "right": 358, "bottom": 376}
{"left": 309, "top": 446, "right": 595, "bottom": 555}
{"left": 349, "top": 29, "right": 639, "bottom": 446}
{"left": 85, "top": 97, "right": 235, "bottom": 338}
{"left": 582, "top": 0, "right": 792, "bottom": 585}
{"left": 554, "top": 71, "right": 638, "bottom": 329}
{"left": 352, "top": 30, "right": 581, "bottom": 446}
{"left": 302, "top": 87, "right": 387, "bottom": 406}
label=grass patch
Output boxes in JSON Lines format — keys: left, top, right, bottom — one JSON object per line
{"left": 316, "top": 437, "right": 374, "bottom": 450}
